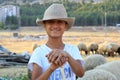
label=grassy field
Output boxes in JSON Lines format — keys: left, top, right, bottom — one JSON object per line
{"left": 0, "top": 28, "right": 120, "bottom": 58}
{"left": 0, "top": 30, "right": 120, "bottom": 54}
{"left": 0, "top": 27, "right": 120, "bottom": 78}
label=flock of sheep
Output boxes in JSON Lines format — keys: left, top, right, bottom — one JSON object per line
{"left": 77, "top": 54, "right": 120, "bottom": 80}
{"left": 77, "top": 42, "right": 120, "bottom": 80}
{"left": 77, "top": 42, "right": 120, "bottom": 57}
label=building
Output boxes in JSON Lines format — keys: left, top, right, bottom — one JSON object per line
{"left": 0, "top": 5, "right": 20, "bottom": 23}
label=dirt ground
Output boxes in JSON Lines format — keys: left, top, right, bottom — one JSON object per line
{"left": 0, "top": 27, "right": 120, "bottom": 77}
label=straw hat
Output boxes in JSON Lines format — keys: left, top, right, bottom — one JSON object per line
{"left": 36, "top": 3, "right": 75, "bottom": 30}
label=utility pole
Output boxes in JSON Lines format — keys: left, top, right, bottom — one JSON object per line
{"left": 104, "top": 0, "right": 107, "bottom": 36}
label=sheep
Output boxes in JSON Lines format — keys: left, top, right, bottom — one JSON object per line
{"left": 83, "top": 54, "right": 107, "bottom": 71}
{"left": 98, "top": 42, "right": 120, "bottom": 57}
{"left": 117, "top": 47, "right": 120, "bottom": 55}
{"left": 95, "top": 60, "right": 120, "bottom": 80}
{"left": 98, "top": 43, "right": 114, "bottom": 56}
{"left": 77, "top": 69, "right": 117, "bottom": 80}
{"left": 77, "top": 42, "right": 88, "bottom": 55}
{"left": 87, "top": 42, "right": 99, "bottom": 54}
{"left": 109, "top": 43, "right": 120, "bottom": 56}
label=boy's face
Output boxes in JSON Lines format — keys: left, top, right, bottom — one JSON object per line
{"left": 43, "top": 19, "right": 67, "bottom": 38}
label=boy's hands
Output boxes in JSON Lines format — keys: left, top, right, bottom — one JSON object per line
{"left": 46, "top": 49, "right": 69, "bottom": 71}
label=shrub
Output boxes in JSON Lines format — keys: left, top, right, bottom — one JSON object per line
{"left": 9, "top": 24, "right": 19, "bottom": 30}
{"left": 2, "top": 75, "right": 29, "bottom": 80}
{"left": 13, "top": 75, "right": 29, "bottom": 80}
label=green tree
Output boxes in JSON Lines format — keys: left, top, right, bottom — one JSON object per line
{"left": 5, "top": 16, "right": 18, "bottom": 25}
{"left": 0, "top": 22, "right": 4, "bottom": 29}
{"left": 5, "top": 16, "right": 19, "bottom": 30}
{"left": 19, "top": 0, "right": 120, "bottom": 26}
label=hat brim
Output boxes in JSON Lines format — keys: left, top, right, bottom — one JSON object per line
{"left": 36, "top": 17, "right": 75, "bottom": 30}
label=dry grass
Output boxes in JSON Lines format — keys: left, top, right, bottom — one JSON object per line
{"left": 0, "top": 29, "right": 120, "bottom": 54}
{"left": 0, "top": 31, "right": 120, "bottom": 54}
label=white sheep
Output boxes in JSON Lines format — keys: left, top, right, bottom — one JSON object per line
{"left": 98, "top": 42, "right": 114, "bottom": 56}
{"left": 83, "top": 54, "right": 107, "bottom": 71}
{"left": 77, "top": 42, "right": 88, "bottom": 55}
{"left": 95, "top": 60, "right": 120, "bottom": 80}
{"left": 110, "top": 43, "right": 120, "bottom": 56}
{"left": 77, "top": 69, "right": 117, "bottom": 80}
{"left": 87, "top": 43, "right": 99, "bottom": 54}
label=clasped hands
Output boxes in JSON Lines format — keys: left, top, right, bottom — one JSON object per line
{"left": 46, "top": 49, "right": 69, "bottom": 70}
